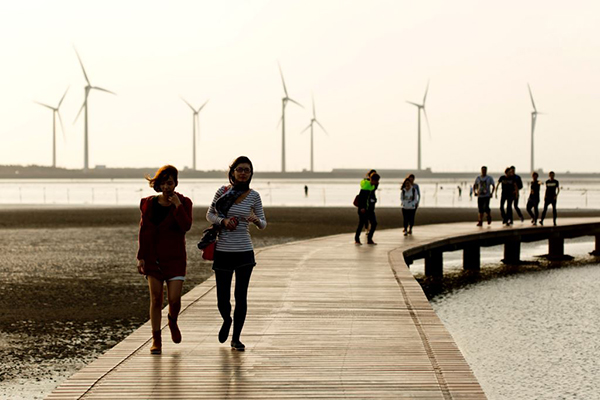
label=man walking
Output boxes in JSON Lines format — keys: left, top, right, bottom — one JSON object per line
{"left": 497, "top": 167, "right": 517, "bottom": 225}
{"left": 540, "top": 171, "right": 560, "bottom": 226}
{"left": 510, "top": 166, "right": 525, "bottom": 222}
{"left": 355, "top": 173, "right": 380, "bottom": 245}
{"left": 473, "top": 166, "right": 495, "bottom": 226}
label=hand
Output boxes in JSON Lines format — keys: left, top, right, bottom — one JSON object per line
{"left": 360, "top": 208, "right": 366, "bottom": 214}
{"left": 247, "top": 215, "right": 259, "bottom": 225}
{"left": 137, "top": 259, "right": 145, "bottom": 275}
{"left": 222, "top": 218, "right": 238, "bottom": 230}
{"left": 169, "top": 194, "right": 182, "bottom": 207}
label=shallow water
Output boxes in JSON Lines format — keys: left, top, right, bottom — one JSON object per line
{"left": 428, "top": 240, "right": 600, "bottom": 399}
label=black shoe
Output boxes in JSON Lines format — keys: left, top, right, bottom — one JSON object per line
{"left": 367, "top": 240, "right": 377, "bottom": 245}
{"left": 219, "top": 318, "right": 232, "bottom": 343}
{"left": 539, "top": 220, "right": 544, "bottom": 226}
{"left": 354, "top": 241, "right": 362, "bottom": 245}
{"left": 231, "top": 340, "right": 245, "bottom": 351}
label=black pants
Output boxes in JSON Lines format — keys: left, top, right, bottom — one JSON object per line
{"left": 215, "top": 266, "right": 253, "bottom": 341}
{"left": 402, "top": 208, "right": 416, "bottom": 231}
{"left": 355, "top": 210, "right": 377, "bottom": 242}
{"left": 541, "top": 198, "right": 557, "bottom": 224}
{"left": 477, "top": 197, "right": 491, "bottom": 214}
{"left": 500, "top": 195, "right": 514, "bottom": 224}
{"left": 513, "top": 196, "right": 524, "bottom": 220}
{"left": 526, "top": 197, "right": 540, "bottom": 222}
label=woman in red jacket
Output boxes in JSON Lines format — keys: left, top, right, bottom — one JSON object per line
{"left": 136, "top": 165, "right": 193, "bottom": 354}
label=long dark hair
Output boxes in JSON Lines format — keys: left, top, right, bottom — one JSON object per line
{"left": 228, "top": 156, "right": 254, "bottom": 190}
{"left": 146, "top": 165, "right": 178, "bottom": 192}
{"left": 401, "top": 174, "right": 414, "bottom": 191}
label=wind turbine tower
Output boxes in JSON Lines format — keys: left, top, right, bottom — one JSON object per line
{"left": 406, "top": 81, "right": 431, "bottom": 171}
{"left": 73, "top": 48, "right": 116, "bottom": 171}
{"left": 528, "top": 84, "right": 543, "bottom": 173}
{"left": 181, "top": 98, "right": 209, "bottom": 171}
{"left": 300, "top": 95, "right": 328, "bottom": 172}
{"left": 35, "top": 88, "right": 69, "bottom": 168}
{"left": 278, "top": 63, "right": 303, "bottom": 173}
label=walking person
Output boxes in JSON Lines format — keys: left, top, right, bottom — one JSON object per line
{"left": 354, "top": 172, "right": 380, "bottom": 245}
{"left": 510, "top": 166, "right": 525, "bottom": 222}
{"left": 136, "top": 165, "right": 193, "bottom": 355}
{"left": 526, "top": 171, "right": 542, "bottom": 225}
{"left": 473, "top": 166, "right": 495, "bottom": 226}
{"left": 497, "top": 167, "right": 517, "bottom": 225}
{"left": 401, "top": 177, "right": 420, "bottom": 235}
{"left": 207, "top": 156, "right": 267, "bottom": 351}
{"left": 540, "top": 171, "right": 560, "bottom": 226}
{"left": 407, "top": 174, "right": 421, "bottom": 210}
{"left": 363, "top": 170, "right": 378, "bottom": 231}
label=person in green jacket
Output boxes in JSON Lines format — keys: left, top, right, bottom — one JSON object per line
{"left": 355, "top": 172, "right": 380, "bottom": 245}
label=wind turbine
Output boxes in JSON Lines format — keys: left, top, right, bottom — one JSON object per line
{"left": 300, "top": 95, "right": 328, "bottom": 172}
{"left": 73, "top": 48, "right": 116, "bottom": 171}
{"left": 528, "top": 84, "right": 544, "bottom": 173}
{"left": 277, "top": 63, "right": 303, "bottom": 173}
{"left": 35, "top": 87, "right": 69, "bottom": 168}
{"left": 181, "top": 98, "right": 209, "bottom": 171}
{"left": 406, "top": 81, "right": 431, "bottom": 171}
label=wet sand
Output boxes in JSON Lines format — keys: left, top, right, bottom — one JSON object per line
{"left": 2, "top": 206, "right": 599, "bottom": 398}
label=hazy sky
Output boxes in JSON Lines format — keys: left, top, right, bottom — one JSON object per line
{"left": 1, "top": 1, "right": 599, "bottom": 173}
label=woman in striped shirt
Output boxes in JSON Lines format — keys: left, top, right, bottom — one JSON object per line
{"left": 206, "top": 156, "right": 267, "bottom": 351}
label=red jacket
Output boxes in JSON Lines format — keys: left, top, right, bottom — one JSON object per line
{"left": 137, "top": 192, "right": 193, "bottom": 280}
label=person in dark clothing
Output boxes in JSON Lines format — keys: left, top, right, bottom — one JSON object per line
{"left": 540, "top": 171, "right": 560, "bottom": 226}
{"left": 510, "top": 166, "right": 525, "bottom": 222}
{"left": 526, "top": 171, "right": 542, "bottom": 225}
{"left": 355, "top": 173, "right": 380, "bottom": 245}
{"left": 137, "top": 165, "right": 193, "bottom": 355}
{"left": 497, "top": 167, "right": 517, "bottom": 225}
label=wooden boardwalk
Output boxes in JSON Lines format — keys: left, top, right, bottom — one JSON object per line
{"left": 50, "top": 219, "right": 574, "bottom": 399}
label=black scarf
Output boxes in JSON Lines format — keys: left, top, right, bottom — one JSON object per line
{"left": 215, "top": 183, "right": 249, "bottom": 218}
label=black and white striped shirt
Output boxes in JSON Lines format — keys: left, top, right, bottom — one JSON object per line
{"left": 206, "top": 186, "right": 267, "bottom": 252}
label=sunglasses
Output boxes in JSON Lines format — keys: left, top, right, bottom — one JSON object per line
{"left": 234, "top": 167, "right": 251, "bottom": 173}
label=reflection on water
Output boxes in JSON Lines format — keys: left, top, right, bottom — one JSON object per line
{"left": 428, "top": 240, "right": 600, "bottom": 399}
{"left": 1, "top": 178, "right": 599, "bottom": 208}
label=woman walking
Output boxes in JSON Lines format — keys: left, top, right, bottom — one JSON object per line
{"left": 401, "top": 176, "right": 420, "bottom": 236}
{"left": 137, "top": 165, "right": 193, "bottom": 355}
{"left": 207, "top": 156, "right": 267, "bottom": 351}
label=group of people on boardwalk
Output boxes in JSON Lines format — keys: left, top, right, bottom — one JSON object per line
{"left": 474, "top": 166, "right": 560, "bottom": 227}
{"left": 136, "top": 157, "right": 266, "bottom": 354}
{"left": 354, "top": 170, "right": 421, "bottom": 245}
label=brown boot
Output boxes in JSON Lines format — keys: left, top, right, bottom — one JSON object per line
{"left": 168, "top": 314, "right": 182, "bottom": 344}
{"left": 150, "top": 330, "right": 162, "bottom": 354}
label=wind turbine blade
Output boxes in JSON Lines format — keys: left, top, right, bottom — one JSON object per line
{"left": 73, "top": 47, "right": 91, "bottom": 85}
{"left": 58, "top": 87, "right": 69, "bottom": 109}
{"left": 288, "top": 98, "right": 304, "bottom": 108}
{"left": 300, "top": 123, "right": 312, "bottom": 134}
{"left": 423, "top": 80, "right": 430, "bottom": 105}
{"left": 198, "top": 99, "right": 209, "bottom": 113}
{"left": 315, "top": 119, "right": 329, "bottom": 135}
{"left": 277, "top": 62, "right": 289, "bottom": 97}
{"left": 312, "top": 94, "right": 316, "bottom": 118}
{"left": 276, "top": 116, "right": 283, "bottom": 129}
{"left": 57, "top": 111, "right": 67, "bottom": 141}
{"left": 91, "top": 86, "right": 116, "bottom": 95}
{"left": 34, "top": 101, "right": 55, "bottom": 110}
{"left": 527, "top": 83, "right": 537, "bottom": 112}
{"left": 73, "top": 101, "right": 85, "bottom": 123}
{"left": 406, "top": 101, "right": 421, "bottom": 107}
{"left": 423, "top": 109, "right": 432, "bottom": 139}
{"left": 180, "top": 97, "right": 196, "bottom": 112}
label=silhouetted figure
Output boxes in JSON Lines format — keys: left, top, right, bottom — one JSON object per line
{"left": 304, "top": 185, "right": 308, "bottom": 197}
{"left": 540, "top": 171, "right": 560, "bottom": 226}
{"left": 355, "top": 173, "right": 380, "bottom": 245}
{"left": 457, "top": 186, "right": 462, "bottom": 197}
{"left": 526, "top": 171, "right": 541, "bottom": 225}
{"left": 510, "top": 166, "right": 525, "bottom": 222}
{"left": 498, "top": 167, "right": 517, "bottom": 225}
{"left": 474, "top": 166, "right": 495, "bottom": 226}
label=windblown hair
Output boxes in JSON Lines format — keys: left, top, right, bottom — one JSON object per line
{"left": 145, "top": 165, "right": 178, "bottom": 192}
{"left": 228, "top": 156, "right": 254, "bottom": 187}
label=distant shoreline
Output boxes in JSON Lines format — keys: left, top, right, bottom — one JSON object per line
{"left": 3, "top": 164, "right": 600, "bottom": 180}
